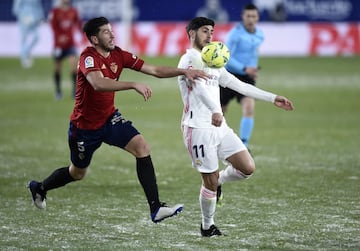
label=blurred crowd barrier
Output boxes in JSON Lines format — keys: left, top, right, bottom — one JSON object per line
{"left": 1, "top": 0, "right": 359, "bottom": 57}
{"left": 0, "top": 21, "right": 359, "bottom": 57}
{"left": 2, "top": 0, "right": 359, "bottom": 23}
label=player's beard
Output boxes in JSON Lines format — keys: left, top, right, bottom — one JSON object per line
{"left": 98, "top": 38, "right": 115, "bottom": 52}
{"left": 194, "top": 36, "right": 208, "bottom": 50}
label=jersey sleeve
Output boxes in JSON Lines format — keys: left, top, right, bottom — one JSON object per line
{"left": 178, "top": 50, "right": 222, "bottom": 114}
{"left": 120, "top": 49, "right": 144, "bottom": 70}
{"left": 226, "top": 28, "right": 245, "bottom": 74}
{"left": 178, "top": 50, "right": 204, "bottom": 70}
{"left": 225, "top": 28, "right": 246, "bottom": 73}
{"left": 78, "top": 50, "right": 102, "bottom": 76}
{"left": 220, "top": 69, "right": 276, "bottom": 103}
{"left": 192, "top": 78, "right": 223, "bottom": 114}
{"left": 225, "top": 27, "right": 237, "bottom": 53}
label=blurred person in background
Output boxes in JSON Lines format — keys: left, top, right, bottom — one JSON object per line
{"left": 48, "top": 0, "right": 82, "bottom": 100}
{"left": 12, "top": 0, "right": 44, "bottom": 68}
{"left": 221, "top": 3, "right": 264, "bottom": 150}
{"left": 196, "top": 0, "right": 229, "bottom": 23}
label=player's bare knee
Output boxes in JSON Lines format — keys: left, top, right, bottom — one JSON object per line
{"left": 69, "top": 165, "right": 87, "bottom": 180}
{"left": 237, "top": 164, "right": 255, "bottom": 179}
{"left": 241, "top": 161, "right": 256, "bottom": 178}
{"left": 125, "top": 135, "right": 151, "bottom": 157}
{"left": 72, "top": 173, "right": 86, "bottom": 180}
{"left": 244, "top": 162, "right": 255, "bottom": 176}
{"left": 232, "top": 158, "right": 255, "bottom": 176}
{"left": 136, "top": 142, "right": 151, "bottom": 157}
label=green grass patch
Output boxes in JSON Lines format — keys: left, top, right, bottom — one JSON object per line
{"left": 0, "top": 56, "right": 359, "bottom": 250}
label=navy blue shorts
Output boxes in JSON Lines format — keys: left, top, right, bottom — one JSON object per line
{"left": 68, "top": 111, "right": 140, "bottom": 168}
{"left": 53, "top": 47, "right": 77, "bottom": 61}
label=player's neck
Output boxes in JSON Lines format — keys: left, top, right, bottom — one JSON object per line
{"left": 193, "top": 46, "right": 201, "bottom": 52}
{"left": 95, "top": 47, "right": 110, "bottom": 58}
{"left": 191, "top": 42, "right": 202, "bottom": 52}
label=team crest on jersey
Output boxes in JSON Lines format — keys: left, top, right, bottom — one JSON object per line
{"left": 85, "top": 56, "right": 94, "bottom": 68}
{"left": 110, "top": 62, "right": 118, "bottom": 73}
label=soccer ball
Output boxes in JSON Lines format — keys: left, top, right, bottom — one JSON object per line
{"left": 201, "top": 41, "right": 230, "bottom": 68}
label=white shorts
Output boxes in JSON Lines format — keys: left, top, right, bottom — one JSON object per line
{"left": 182, "top": 123, "right": 247, "bottom": 173}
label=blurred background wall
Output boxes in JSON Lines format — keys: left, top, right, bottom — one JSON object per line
{"left": 1, "top": 0, "right": 359, "bottom": 56}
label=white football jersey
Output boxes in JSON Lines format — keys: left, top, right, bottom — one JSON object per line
{"left": 177, "top": 48, "right": 276, "bottom": 129}
{"left": 178, "top": 48, "right": 223, "bottom": 128}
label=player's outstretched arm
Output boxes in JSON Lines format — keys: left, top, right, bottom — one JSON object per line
{"left": 140, "top": 63, "right": 208, "bottom": 81}
{"left": 86, "top": 70, "right": 152, "bottom": 101}
{"left": 221, "top": 70, "right": 294, "bottom": 110}
{"left": 274, "top": 96, "right": 294, "bottom": 111}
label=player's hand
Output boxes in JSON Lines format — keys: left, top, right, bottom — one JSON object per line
{"left": 185, "top": 69, "right": 209, "bottom": 82}
{"left": 211, "top": 113, "right": 223, "bottom": 127}
{"left": 274, "top": 96, "right": 294, "bottom": 111}
{"left": 134, "top": 83, "right": 152, "bottom": 101}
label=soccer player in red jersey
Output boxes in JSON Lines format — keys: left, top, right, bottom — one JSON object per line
{"left": 48, "top": 0, "right": 82, "bottom": 99}
{"left": 28, "top": 17, "right": 208, "bottom": 223}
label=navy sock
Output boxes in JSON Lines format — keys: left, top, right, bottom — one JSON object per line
{"left": 54, "top": 72, "right": 61, "bottom": 94}
{"left": 136, "top": 156, "right": 161, "bottom": 213}
{"left": 42, "top": 167, "right": 75, "bottom": 192}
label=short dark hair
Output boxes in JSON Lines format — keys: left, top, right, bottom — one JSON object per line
{"left": 186, "top": 17, "right": 215, "bottom": 37}
{"left": 83, "top": 17, "right": 110, "bottom": 42}
{"left": 243, "top": 3, "right": 258, "bottom": 12}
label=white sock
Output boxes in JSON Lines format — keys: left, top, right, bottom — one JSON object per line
{"left": 218, "top": 165, "right": 251, "bottom": 185}
{"left": 199, "top": 186, "right": 216, "bottom": 230}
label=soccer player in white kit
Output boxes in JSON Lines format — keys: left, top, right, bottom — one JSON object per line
{"left": 177, "top": 17, "right": 294, "bottom": 237}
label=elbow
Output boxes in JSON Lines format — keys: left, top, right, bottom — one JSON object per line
{"left": 91, "top": 82, "right": 106, "bottom": 92}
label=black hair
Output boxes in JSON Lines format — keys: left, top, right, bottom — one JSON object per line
{"left": 243, "top": 3, "right": 258, "bottom": 12}
{"left": 186, "top": 17, "right": 215, "bottom": 37}
{"left": 83, "top": 17, "right": 110, "bottom": 42}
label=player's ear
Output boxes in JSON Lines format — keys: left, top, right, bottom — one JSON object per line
{"left": 189, "top": 30, "right": 196, "bottom": 40}
{"left": 90, "top": 35, "right": 98, "bottom": 45}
